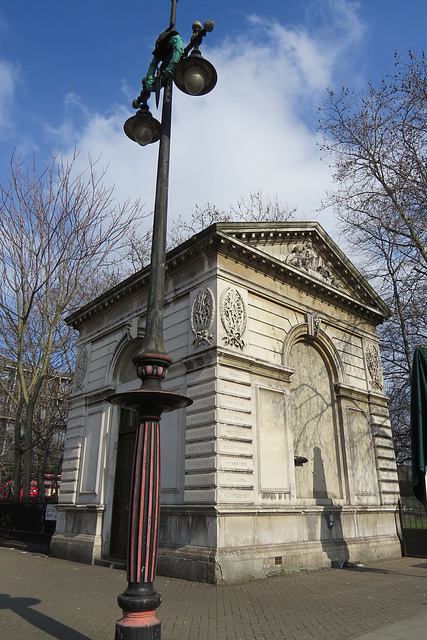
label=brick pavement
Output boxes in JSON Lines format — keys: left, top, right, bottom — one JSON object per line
{"left": 0, "top": 547, "right": 426, "bottom": 639}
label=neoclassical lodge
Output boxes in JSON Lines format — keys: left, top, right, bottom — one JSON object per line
{"left": 51, "top": 222, "right": 401, "bottom": 583}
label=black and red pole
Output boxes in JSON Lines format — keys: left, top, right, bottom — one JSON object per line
{"left": 110, "top": 387, "right": 189, "bottom": 640}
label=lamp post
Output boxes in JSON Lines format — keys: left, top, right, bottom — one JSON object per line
{"left": 109, "top": 2, "right": 216, "bottom": 639}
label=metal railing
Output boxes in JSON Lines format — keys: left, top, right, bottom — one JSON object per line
{"left": 399, "top": 499, "right": 427, "bottom": 557}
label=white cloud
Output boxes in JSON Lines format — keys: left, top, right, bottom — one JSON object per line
{"left": 0, "top": 60, "right": 20, "bottom": 136}
{"left": 50, "top": 4, "right": 368, "bottom": 241}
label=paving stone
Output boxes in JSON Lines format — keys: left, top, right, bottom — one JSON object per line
{"left": 1, "top": 549, "right": 427, "bottom": 639}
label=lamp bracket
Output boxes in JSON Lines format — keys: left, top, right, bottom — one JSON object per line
{"left": 183, "top": 20, "right": 214, "bottom": 56}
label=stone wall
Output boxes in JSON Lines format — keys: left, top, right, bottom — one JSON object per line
{"left": 51, "top": 223, "right": 401, "bottom": 581}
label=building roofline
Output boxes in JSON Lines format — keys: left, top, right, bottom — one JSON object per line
{"left": 66, "top": 221, "right": 391, "bottom": 329}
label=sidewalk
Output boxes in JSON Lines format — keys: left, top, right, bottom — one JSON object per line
{"left": 0, "top": 547, "right": 426, "bottom": 639}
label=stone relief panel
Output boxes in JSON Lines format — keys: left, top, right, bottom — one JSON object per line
{"left": 72, "top": 345, "right": 89, "bottom": 393}
{"left": 280, "top": 240, "right": 342, "bottom": 288}
{"left": 220, "top": 287, "right": 247, "bottom": 350}
{"left": 365, "top": 342, "right": 384, "bottom": 391}
{"left": 346, "top": 407, "right": 379, "bottom": 504}
{"left": 191, "top": 287, "right": 215, "bottom": 348}
{"left": 258, "top": 387, "right": 290, "bottom": 494}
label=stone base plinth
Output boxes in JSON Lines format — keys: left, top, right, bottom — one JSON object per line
{"left": 51, "top": 503, "right": 402, "bottom": 583}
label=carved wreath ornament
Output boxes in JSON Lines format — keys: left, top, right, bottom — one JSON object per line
{"left": 220, "top": 287, "right": 247, "bottom": 350}
{"left": 191, "top": 287, "right": 215, "bottom": 347}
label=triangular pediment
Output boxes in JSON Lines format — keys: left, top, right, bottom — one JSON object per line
{"left": 211, "top": 222, "right": 390, "bottom": 321}
{"left": 67, "top": 220, "right": 390, "bottom": 330}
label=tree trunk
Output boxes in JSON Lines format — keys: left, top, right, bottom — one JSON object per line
{"left": 12, "top": 404, "right": 23, "bottom": 502}
{"left": 22, "top": 403, "right": 35, "bottom": 503}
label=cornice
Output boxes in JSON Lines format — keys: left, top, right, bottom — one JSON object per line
{"left": 183, "top": 348, "right": 294, "bottom": 383}
{"left": 66, "top": 222, "right": 391, "bottom": 330}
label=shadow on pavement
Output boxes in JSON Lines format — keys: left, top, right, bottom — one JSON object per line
{"left": 338, "top": 563, "right": 427, "bottom": 580}
{"left": 0, "top": 593, "right": 91, "bottom": 640}
{"left": 343, "top": 566, "right": 391, "bottom": 574}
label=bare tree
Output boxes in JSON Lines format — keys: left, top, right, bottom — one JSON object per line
{"left": 30, "top": 371, "right": 71, "bottom": 501}
{"left": 123, "top": 227, "right": 154, "bottom": 272}
{"left": 0, "top": 149, "right": 148, "bottom": 500}
{"left": 318, "top": 51, "right": 427, "bottom": 464}
{"left": 168, "top": 190, "right": 295, "bottom": 248}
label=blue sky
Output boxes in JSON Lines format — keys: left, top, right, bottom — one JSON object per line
{"left": 1, "top": 1, "right": 426, "bottom": 240}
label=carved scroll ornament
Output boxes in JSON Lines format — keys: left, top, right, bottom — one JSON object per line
{"left": 307, "top": 312, "right": 321, "bottom": 337}
{"left": 73, "top": 345, "right": 89, "bottom": 392}
{"left": 365, "top": 343, "right": 384, "bottom": 391}
{"left": 191, "top": 287, "right": 215, "bottom": 347}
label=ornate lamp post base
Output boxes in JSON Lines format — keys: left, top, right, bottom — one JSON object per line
{"left": 116, "top": 605, "right": 161, "bottom": 640}
{"left": 110, "top": 387, "right": 191, "bottom": 640}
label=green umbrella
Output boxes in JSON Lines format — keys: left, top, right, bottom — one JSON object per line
{"left": 411, "top": 346, "right": 427, "bottom": 509}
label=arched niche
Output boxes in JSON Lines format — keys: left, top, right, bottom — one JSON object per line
{"left": 107, "top": 335, "right": 142, "bottom": 558}
{"left": 284, "top": 325, "right": 346, "bottom": 504}
{"left": 109, "top": 335, "right": 144, "bottom": 389}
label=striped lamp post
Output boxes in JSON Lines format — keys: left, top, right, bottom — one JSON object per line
{"left": 109, "top": 2, "right": 216, "bottom": 638}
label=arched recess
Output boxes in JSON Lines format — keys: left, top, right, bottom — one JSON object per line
{"left": 282, "top": 323, "right": 345, "bottom": 385}
{"left": 108, "top": 333, "right": 144, "bottom": 389}
{"left": 107, "top": 334, "right": 143, "bottom": 558}
{"left": 106, "top": 331, "right": 186, "bottom": 556}
{"left": 283, "top": 324, "right": 346, "bottom": 504}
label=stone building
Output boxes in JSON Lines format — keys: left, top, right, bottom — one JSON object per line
{"left": 51, "top": 222, "right": 401, "bottom": 583}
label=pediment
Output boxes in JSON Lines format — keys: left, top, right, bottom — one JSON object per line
{"left": 213, "top": 222, "right": 390, "bottom": 321}
{"left": 67, "top": 221, "right": 390, "bottom": 330}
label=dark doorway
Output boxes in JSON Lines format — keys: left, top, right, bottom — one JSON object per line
{"left": 110, "top": 410, "right": 137, "bottom": 558}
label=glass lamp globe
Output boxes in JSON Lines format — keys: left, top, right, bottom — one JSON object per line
{"left": 183, "top": 67, "right": 206, "bottom": 95}
{"left": 124, "top": 110, "right": 161, "bottom": 146}
{"left": 133, "top": 120, "right": 155, "bottom": 146}
{"left": 174, "top": 51, "right": 217, "bottom": 97}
